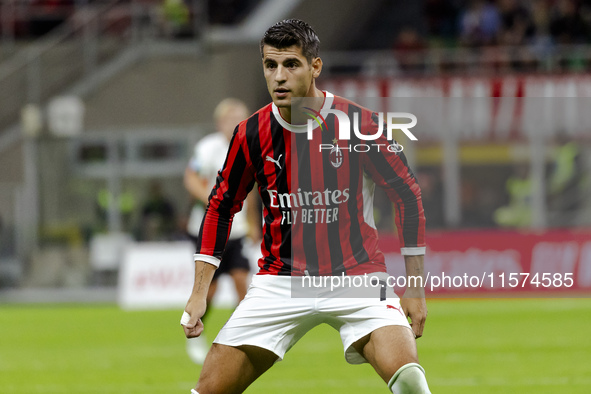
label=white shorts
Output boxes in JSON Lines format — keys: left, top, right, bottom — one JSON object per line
{"left": 213, "top": 274, "right": 412, "bottom": 364}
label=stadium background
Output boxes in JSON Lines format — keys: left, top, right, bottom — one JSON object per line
{"left": 0, "top": 1, "right": 590, "bottom": 393}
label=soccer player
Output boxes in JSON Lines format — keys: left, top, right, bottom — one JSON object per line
{"left": 182, "top": 19, "right": 431, "bottom": 393}
{"left": 184, "top": 98, "right": 259, "bottom": 364}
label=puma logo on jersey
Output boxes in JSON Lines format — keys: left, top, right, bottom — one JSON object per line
{"left": 387, "top": 304, "right": 404, "bottom": 316}
{"left": 266, "top": 154, "right": 282, "bottom": 169}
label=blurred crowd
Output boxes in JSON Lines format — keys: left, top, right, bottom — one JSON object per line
{"left": 423, "top": 0, "right": 590, "bottom": 47}
{"left": 0, "top": 0, "right": 261, "bottom": 39}
{"left": 390, "top": 0, "right": 591, "bottom": 73}
{"left": 3, "top": 0, "right": 590, "bottom": 46}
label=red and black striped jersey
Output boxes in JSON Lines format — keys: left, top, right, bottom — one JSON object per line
{"left": 194, "top": 92, "right": 426, "bottom": 276}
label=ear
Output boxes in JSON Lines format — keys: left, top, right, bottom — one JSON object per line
{"left": 311, "top": 57, "right": 323, "bottom": 78}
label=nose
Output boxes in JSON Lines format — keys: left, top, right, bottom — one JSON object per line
{"left": 275, "top": 65, "right": 287, "bottom": 83}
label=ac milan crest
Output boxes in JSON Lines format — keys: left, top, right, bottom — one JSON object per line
{"left": 330, "top": 143, "right": 343, "bottom": 168}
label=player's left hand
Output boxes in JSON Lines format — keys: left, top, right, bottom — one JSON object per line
{"left": 400, "top": 291, "right": 427, "bottom": 339}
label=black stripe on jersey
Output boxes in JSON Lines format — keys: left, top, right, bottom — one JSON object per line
{"left": 245, "top": 114, "right": 265, "bottom": 174}
{"left": 322, "top": 113, "right": 345, "bottom": 275}
{"left": 294, "top": 131, "right": 319, "bottom": 275}
{"left": 269, "top": 116, "right": 291, "bottom": 275}
{"left": 345, "top": 104, "right": 371, "bottom": 265}
{"left": 391, "top": 137, "right": 416, "bottom": 181}
{"left": 367, "top": 146, "right": 420, "bottom": 247}
{"left": 246, "top": 114, "right": 277, "bottom": 272}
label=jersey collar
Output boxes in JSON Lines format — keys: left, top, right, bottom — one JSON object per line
{"left": 271, "top": 91, "right": 334, "bottom": 133}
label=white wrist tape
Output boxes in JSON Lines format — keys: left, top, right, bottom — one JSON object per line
{"left": 190, "top": 390, "right": 199, "bottom": 394}
{"left": 180, "top": 311, "right": 191, "bottom": 326}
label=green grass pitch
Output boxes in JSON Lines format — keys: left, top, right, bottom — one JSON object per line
{"left": 1, "top": 298, "right": 590, "bottom": 393}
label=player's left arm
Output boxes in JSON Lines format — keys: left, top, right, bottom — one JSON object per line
{"left": 364, "top": 148, "right": 428, "bottom": 337}
{"left": 362, "top": 110, "right": 427, "bottom": 337}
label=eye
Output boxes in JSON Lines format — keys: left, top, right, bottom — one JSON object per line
{"left": 265, "top": 62, "right": 276, "bottom": 69}
{"left": 287, "top": 62, "right": 298, "bottom": 68}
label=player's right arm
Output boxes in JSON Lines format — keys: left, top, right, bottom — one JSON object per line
{"left": 182, "top": 124, "right": 256, "bottom": 337}
{"left": 195, "top": 126, "right": 256, "bottom": 260}
{"left": 182, "top": 260, "right": 216, "bottom": 338}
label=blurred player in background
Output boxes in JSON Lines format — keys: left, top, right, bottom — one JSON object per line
{"left": 182, "top": 20, "right": 430, "bottom": 393}
{"left": 184, "top": 98, "right": 260, "bottom": 364}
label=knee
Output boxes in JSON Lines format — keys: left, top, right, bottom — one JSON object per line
{"left": 194, "top": 371, "right": 220, "bottom": 394}
{"left": 195, "top": 373, "right": 226, "bottom": 394}
{"left": 193, "top": 382, "right": 218, "bottom": 394}
{"left": 388, "top": 363, "right": 431, "bottom": 394}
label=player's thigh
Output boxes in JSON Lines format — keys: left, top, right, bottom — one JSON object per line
{"left": 197, "top": 343, "right": 277, "bottom": 394}
{"left": 352, "top": 325, "right": 418, "bottom": 383}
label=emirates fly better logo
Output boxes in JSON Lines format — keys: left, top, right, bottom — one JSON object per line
{"left": 302, "top": 106, "right": 418, "bottom": 157}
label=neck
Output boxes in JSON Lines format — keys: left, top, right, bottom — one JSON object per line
{"left": 278, "top": 86, "right": 324, "bottom": 124}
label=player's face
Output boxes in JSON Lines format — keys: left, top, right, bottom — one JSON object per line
{"left": 262, "top": 45, "right": 321, "bottom": 109}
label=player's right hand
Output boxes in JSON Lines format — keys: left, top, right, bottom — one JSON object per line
{"left": 181, "top": 298, "right": 207, "bottom": 338}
